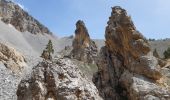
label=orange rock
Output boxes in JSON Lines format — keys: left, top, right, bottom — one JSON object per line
{"left": 71, "top": 20, "right": 98, "bottom": 64}
{"left": 93, "top": 6, "right": 169, "bottom": 100}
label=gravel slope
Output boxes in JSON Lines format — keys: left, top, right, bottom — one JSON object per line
{"left": 0, "top": 19, "right": 105, "bottom": 99}
{"left": 0, "top": 20, "right": 73, "bottom": 100}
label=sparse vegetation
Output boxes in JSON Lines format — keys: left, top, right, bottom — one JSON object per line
{"left": 41, "top": 40, "right": 54, "bottom": 60}
{"left": 153, "top": 49, "right": 160, "bottom": 58}
{"left": 164, "top": 47, "right": 170, "bottom": 59}
{"left": 71, "top": 59, "right": 98, "bottom": 80}
{"left": 148, "top": 38, "right": 155, "bottom": 41}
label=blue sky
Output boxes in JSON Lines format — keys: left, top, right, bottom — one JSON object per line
{"left": 13, "top": 0, "right": 170, "bottom": 39}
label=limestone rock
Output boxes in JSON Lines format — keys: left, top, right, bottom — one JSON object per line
{"left": 17, "top": 58, "right": 102, "bottom": 100}
{"left": 70, "top": 20, "right": 98, "bottom": 64}
{"left": 0, "top": 0, "right": 52, "bottom": 34}
{"left": 0, "top": 43, "right": 26, "bottom": 73}
{"left": 120, "top": 70, "right": 170, "bottom": 100}
{"left": 93, "top": 6, "right": 170, "bottom": 100}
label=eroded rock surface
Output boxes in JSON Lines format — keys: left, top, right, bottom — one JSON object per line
{"left": 70, "top": 20, "right": 98, "bottom": 64}
{"left": 0, "top": 42, "right": 26, "bottom": 73}
{"left": 17, "top": 58, "right": 102, "bottom": 100}
{"left": 0, "top": 0, "right": 52, "bottom": 34}
{"left": 93, "top": 6, "right": 170, "bottom": 100}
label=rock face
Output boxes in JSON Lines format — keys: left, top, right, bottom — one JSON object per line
{"left": 0, "top": 0, "right": 52, "bottom": 34}
{"left": 17, "top": 58, "right": 102, "bottom": 100}
{"left": 0, "top": 43, "right": 26, "bottom": 73}
{"left": 93, "top": 6, "right": 170, "bottom": 100}
{"left": 70, "top": 20, "right": 98, "bottom": 64}
{"left": 0, "top": 43, "right": 27, "bottom": 100}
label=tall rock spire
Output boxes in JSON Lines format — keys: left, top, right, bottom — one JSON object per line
{"left": 73, "top": 20, "right": 91, "bottom": 49}
{"left": 105, "top": 6, "right": 150, "bottom": 65}
{"left": 70, "top": 20, "right": 98, "bottom": 64}
{"left": 93, "top": 6, "right": 170, "bottom": 100}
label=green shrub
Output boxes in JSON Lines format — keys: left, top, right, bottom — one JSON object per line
{"left": 41, "top": 40, "right": 54, "bottom": 60}
{"left": 153, "top": 49, "right": 159, "bottom": 58}
{"left": 164, "top": 47, "right": 170, "bottom": 59}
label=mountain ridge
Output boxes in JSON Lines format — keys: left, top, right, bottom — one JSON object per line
{"left": 0, "top": 0, "right": 52, "bottom": 35}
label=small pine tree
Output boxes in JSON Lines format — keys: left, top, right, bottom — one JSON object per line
{"left": 41, "top": 40, "right": 54, "bottom": 60}
{"left": 153, "top": 49, "right": 159, "bottom": 58}
{"left": 164, "top": 47, "right": 170, "bottom": 59}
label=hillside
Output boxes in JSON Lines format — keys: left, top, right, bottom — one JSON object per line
{"left": 0, "top": 0, "right": 170, "bottom": 100}
{"left": 0, "top": 0, "right": 52, "bottom": 34}
{"left": 149, "top": 39, "right": 170, "bottom": 58}
{"left": 0, "top": 1, "right": 101, "bottom": 99}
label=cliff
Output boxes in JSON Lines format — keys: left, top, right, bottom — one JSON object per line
{"left": 0, "top": 0, "right": 52, "bottom": 34}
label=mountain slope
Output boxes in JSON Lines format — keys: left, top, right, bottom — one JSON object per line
{"left": 0, "top": 0, "right": 52, "bottom": 35}
{"left": 150, "top": 39, "right": 170, "bottom": 58}
{"left": 0, "top": 1, "right": 99, "bottom": 99}
{"left": 0, "top": 1, "right": 73, "bottom": 98}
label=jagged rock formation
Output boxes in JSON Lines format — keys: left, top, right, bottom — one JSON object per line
{"left": 70, "top": 20, "right": 98, "bottom": 64}
{"left": 0, "top": 0, "right": 52, "bottom": 34}
{"left": 93, "top": 6, "right": 170, "bottom": 100}
{"left": 17, "top": 58, "right": 102, "bottom": 100}
{"left": 0, "top": 43, "right": 27, "bottom": 100}
{"left": 0, "top": 42, "right": 26, "bottom": 73}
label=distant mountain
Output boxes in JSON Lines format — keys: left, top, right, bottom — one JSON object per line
{"left": 149, "top": 39, "right": 170, "bottom": 58}
{"left": 0, "top": 0, "right": 52, "bottom": 35}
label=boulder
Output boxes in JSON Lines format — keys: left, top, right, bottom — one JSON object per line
{"left": 0, "top": 43, "right": 26, "bottom": 73}
{"left": 17, "top": 58, "right": 102, "bottom": 100}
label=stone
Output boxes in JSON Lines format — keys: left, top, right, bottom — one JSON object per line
{"left": 0, "top": 42, "right": 26, "bottom": 73}
{"left": 93, "top": 6, "right": 170, "bottom": 100}
{"left": 17, "top": 58, "right": 102, "bottom": 100}
{"left": 70, "top": 20, "right": 98, "bottom": 64}
{"left": 0, "top": 0, "right": 52, "bottom": 35}
{"left": 119, "top": 70, "right": 170, "bottom": 100}
{"left": 131, "top": 55, "right": 162, "bottom": 80}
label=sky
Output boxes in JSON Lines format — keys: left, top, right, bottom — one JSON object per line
{"left": 13, "top": 0, "right": 170, "bottom": 39}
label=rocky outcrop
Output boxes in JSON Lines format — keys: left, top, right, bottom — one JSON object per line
{"left": 93, "top": 6, "right": 170, "bottom": 100}
{"left": 0, "top": 43, "right": 26, "bottom": 73}
{"left": 17, "top": 58, "right": 102, "bottom": 100}
{"left": 70, "top": 20, "right": 98, "bottom": 64}
{"left": 0, "top": 0, "right": 52, "bottom": 34}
